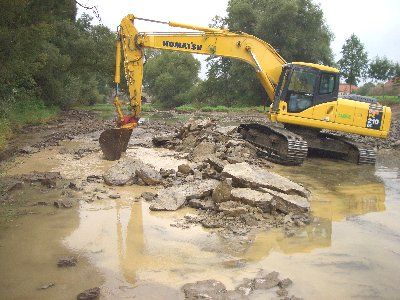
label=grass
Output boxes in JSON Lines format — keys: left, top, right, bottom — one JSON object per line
{"left": 374, "top": 95, "right": 400, "bottom": 106}
{"left": 0, "top": 101, "right": 60, "bottom": 150}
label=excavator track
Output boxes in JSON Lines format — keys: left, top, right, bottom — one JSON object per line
{"left": 238, "top": 123, "right": 308, "bottom": 165}
{"left": 285, "top": 124, "right": 377, "bottom": 165}
{"left": 316, "top": 132, "right": 376, "bottom": 165}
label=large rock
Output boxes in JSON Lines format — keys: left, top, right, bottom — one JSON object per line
{"left": 150, "top": 179, "right": 219, "bottom": 211}
{"left": 231, "top": 188, "right": 273, "bottom": 213}
{"left": 103, "top": 158, "right": 143, "bottom": 186}
{"left": 103, "top": 158, "right": 162, "bottom": 186}
{"left": 135, "top": 164, "right": 163, "bottom": 185}
{"left": 212, "top": 179, "right": 232, "bottom": 203}
{"left": 222, "top": 162, "right": 310, "bottom": 198}
{"left": 192, "top": 141, "right": 216, "bottom": 161}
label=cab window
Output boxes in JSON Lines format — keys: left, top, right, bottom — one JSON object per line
{"left": 319, "top": 73, "right": 335, "bottom": 94}
{"left": 287, "top": 69, "right": 316, "bottom": 112}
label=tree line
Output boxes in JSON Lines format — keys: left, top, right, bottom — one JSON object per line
{"left": 338, "top": 33, "right": 400, "bottom": 95}
{"left": 1, "top": 0, "right": 398, "bottom": 125}
{"left": 0, "top": 0, "right": 115, "bottom": 136}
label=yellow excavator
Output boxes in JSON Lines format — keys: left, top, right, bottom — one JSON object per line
{"left": 99, "top": 14, "right": 392, "bottom": 165}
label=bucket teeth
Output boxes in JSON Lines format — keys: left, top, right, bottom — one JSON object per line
{"left": 99, "top": 128, "right": 133, "bottom": 160}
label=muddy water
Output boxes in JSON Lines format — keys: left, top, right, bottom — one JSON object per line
{"left": 0, "top": 135, "right": 399, "bottom": 299}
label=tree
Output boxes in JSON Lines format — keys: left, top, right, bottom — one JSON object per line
{"left": 337, "top": 34, "right": 368, "bottom": 91}
{"left": 200, "top": 0, "right": 334, "bottom": 106}
{"left": 356, "top": 82, "right": 375, "bottom": 96}
{"left": 368, "top": 56, "right": 395, "bottom": 98}
{"left": 143, "top": 52, "right": 200, "bottom": 108}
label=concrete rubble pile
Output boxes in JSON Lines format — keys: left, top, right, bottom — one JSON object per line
{"left": 103, "top": 118, "right": 312, "bottom": 236}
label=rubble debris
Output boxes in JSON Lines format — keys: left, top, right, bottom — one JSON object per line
{"left": 212, "top": 179, "right": 233, "bottom": 203}
{"left": 253, "top": 271, "right": 280, "bottom": 289}
{"left": 19, "top": 171, "right": 61, "bottom": 188}
{"left": 54, "top": 199, "right": 73, "bottom": 208}
{"left": 182, "top": 271, "right": 299, "bottom": 299}
{"left": 57, "top": 256, "right": 77, "bottom": 267}
{"left": 141, "top": 192, "right": 157, "bottom": 201}
{"left": 86, "top": 175, "right": 102, "bottom": 183}
{"left": 37, "top": 283, "right": 55, "bottom": 290}
{"left": 187, "top": 198, "right": 216, "bottom": 210}
{"left": 150, "top": 179, "right": 219, "bottom": 211}
{"left": 207, "top": 157, "right": 227, "bottom": 173}
{"left": 182, "top": 279, "right": 227, "bottom": 299}
{"left": 177, "top": 164, "right": 193, "bottom": 175}
{"left": 20, "top": 146, "right": 39, "bottom": 154}
{"left": 77, "top": 287, "right": 100, "bottom": 300}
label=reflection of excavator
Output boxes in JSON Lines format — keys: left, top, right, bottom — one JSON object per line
{"left": 99, "top": 14, "right": 392, "bottom": 164}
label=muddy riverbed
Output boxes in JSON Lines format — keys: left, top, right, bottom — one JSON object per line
{"left": 0, "top": 110, "right": 400, "bottom": 299}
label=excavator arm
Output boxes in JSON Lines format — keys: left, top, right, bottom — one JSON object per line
{"left": 117, "top": 14, "right": 286, "bottom": 124}
{"left": 100, "top": 14, "right": 287, "bottom": 160}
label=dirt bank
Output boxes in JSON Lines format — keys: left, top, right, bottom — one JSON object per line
{"left": 0, "top": 110, "right": 114, "bottom": 162}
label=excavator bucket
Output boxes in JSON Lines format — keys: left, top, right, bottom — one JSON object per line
{"left": 99, "top": 128, "right": 133, "bottom": 160}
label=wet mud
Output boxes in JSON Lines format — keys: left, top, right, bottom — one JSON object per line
{"left": 0, "top": 110, "right": 400, "bottom": 299}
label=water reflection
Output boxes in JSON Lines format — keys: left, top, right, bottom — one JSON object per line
{"left": 242, "top": 159, "right": 387, "bottom": 259}
{"left": 65, "top": 155, "right": 395, "bottom": 298}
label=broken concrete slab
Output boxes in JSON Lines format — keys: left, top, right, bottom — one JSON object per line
{"left": 150, "top": 179, "right": 219, "bottom": 211}
{"left": 260, "top": 187, "right": 310, "bottom": 214}
{"left": 222, "top": 162, "right": 310, "bottom": 198}
{"left": 187, "top": 198, "right": 216, "bottom": 211}
{"left": 215, "top": 125, "right": 238, "bottom": 135}
{"left": 150, "top": 188, "right": 187, "bottom": 211}
{"left": 207, "top": 157, "right": 227, "bottom": 173}
{"left": 231, "top": 188, "right": 274, "bottom": 213}
{"left": 217, "top": 201, "right": 249, "bottom": 217}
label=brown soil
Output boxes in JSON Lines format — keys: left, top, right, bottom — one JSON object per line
{"left": 0, "top": 110, "right": 114, "bottom": 162}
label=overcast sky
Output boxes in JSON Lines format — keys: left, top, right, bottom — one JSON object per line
{"left": 78, "top": 0, "right": 400, "bottom": 67}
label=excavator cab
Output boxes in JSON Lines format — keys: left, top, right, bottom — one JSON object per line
{"left": 272, "top": 63, "right": 339, "bottom": 114}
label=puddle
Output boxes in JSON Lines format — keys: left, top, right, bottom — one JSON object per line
{"left": 1, "top": 137, "right": 400, "bottom": 299}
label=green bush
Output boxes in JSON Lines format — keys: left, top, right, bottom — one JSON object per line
{"left": 175, "top": 104, "right": 198, "bottom": 113}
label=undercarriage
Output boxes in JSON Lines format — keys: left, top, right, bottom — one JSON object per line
{"left": 238, "top": 123, "right": 376, "bottom": 165}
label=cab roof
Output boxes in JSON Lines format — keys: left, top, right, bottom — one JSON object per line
{"left": 292, "top": 62, "right": 339, "bottom": 73}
